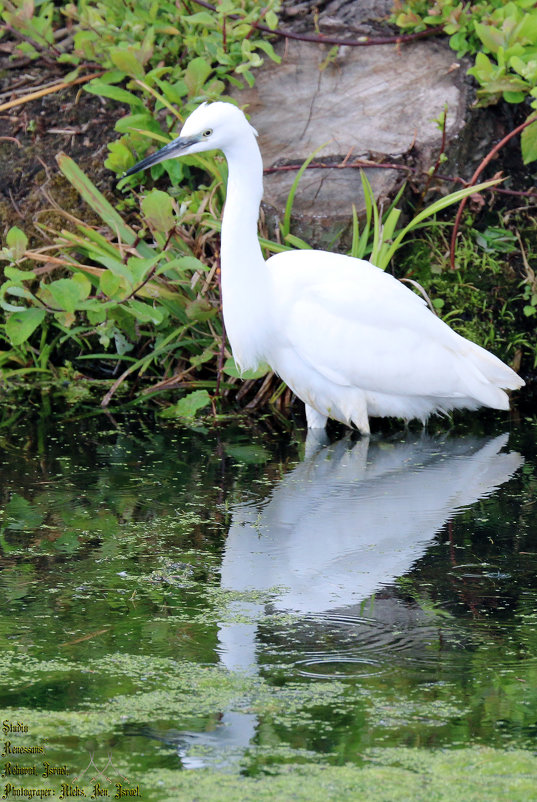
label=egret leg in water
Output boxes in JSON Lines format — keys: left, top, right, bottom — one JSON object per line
{"left": 124, "top": 102, "right": 524, "bottom": 434}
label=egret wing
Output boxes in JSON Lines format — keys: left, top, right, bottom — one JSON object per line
{"left": 269, "top": 250, "right": 471, "bottom": 398}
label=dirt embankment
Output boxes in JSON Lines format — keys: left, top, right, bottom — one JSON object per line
{"left": 1, "top": 59, "right": 125, "bottom": 246}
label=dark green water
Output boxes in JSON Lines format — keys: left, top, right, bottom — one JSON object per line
{"left": 1, "top": 413, "right": 537, "bottom": 800}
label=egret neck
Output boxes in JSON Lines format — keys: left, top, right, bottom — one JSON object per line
{"left": 220, "top": 134, "right": 270, "bottom": 373}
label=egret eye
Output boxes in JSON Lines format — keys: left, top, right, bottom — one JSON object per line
{"left": 202, "top": 129, "right": 213, "bottom": 138}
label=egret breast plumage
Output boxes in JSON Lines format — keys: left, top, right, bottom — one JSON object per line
{"left": 125, "top": 101, "right": 524, "bottom": 434}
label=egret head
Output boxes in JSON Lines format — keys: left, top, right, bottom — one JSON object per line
{"left": 124, "top": 102, "right": 257, "bottom": 177}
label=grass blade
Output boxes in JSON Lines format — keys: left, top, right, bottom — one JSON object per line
{"left": 56, "top": 153, "right": 137, "bottom": 246}
{"left": 281, "top": 142, "right": 329, "bottom": 239}
{"left": 385, "top": 178, "right": 501, "bottom": 266}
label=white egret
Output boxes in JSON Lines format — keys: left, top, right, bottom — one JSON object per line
{"left": 125, "top": 102, "right": 524, "bottom": 433}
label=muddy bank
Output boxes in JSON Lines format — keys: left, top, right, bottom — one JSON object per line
{"left": 0, "top": 62, "right": 124, "bottom": 244}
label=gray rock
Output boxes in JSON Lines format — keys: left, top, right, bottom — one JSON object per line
{"left": 233, "top": 38, "right": 470, "bottom": 248}
{"left": 281, "top": 0, "right": 396, "bottom": 36}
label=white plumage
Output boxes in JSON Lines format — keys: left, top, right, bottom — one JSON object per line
{"left": 220, "top": 432, "right": 523, "bottom": 619}
{"left": 126, "top": 101, "right": 524, "bottom": 433}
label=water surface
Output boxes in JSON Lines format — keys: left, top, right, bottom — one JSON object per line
{"left": 1, "top": 414, "right": 536, "bottom": 799}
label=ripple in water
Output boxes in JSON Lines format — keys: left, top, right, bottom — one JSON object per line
{"left": 295, "top": 655, "right": 385, "bottom": 679}
{"left": 288, "top": 611, "right": 478, "bottom": 679}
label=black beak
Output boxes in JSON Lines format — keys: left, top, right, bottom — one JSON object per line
{"left": 123, "top": 134, "right": 201, "bottom": 177}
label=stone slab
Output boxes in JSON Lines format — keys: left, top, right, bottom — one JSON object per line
{"left": 282, "top": 0, "right": 396, "bottom": 36}
{"left": 233, "top": 38, "right": 469, "bottom": 246}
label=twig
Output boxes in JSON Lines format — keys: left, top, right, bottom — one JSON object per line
{"left": 4, "top": 22, "right": 59, "bottom": 62}
{"left": 400, "top": 278, "right": 437, "bottom": 315}
{"left": 264, "top": 158, "right": 410, "bottom": 174}
{"left": 101, "top": 364, "right": 137, "bottom": 408}
{"left": 264, "top": 158, "right": 537, "bottom": 200}
{"left": 8, "top": 187, "right": 24, "bottom": 218}
{"left": 235, "top": 378, "right": 256, "bottom": 402}
{"left": 0, "top": 76, "right": 76, "bottom": 102}
{"left": 449, "top": 115, "right": 537, "bottom": 270}
{"left": 142, "top": 364, "right": 197, "bottom": 394}
{"left": 122, "top": 228, "right": 175, "bottom": 301}
{"left": 36, "top": 155, "right": 52, "bottom": 182}
{"left": 215, "top": 255, "right": 227, "bottom": 398}
{"left": 0, "top": 135, "right": 22, "bottom": 147}
{"left": 0, "top": 72, "right": 103, "bottom": 113}
{"left": 190, "top": 0, "right": 444, "bottom": 47}
{"left": 244, "top": 371, "right": 275, "bottom": 410}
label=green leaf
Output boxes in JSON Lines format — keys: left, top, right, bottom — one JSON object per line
{"left": 515, "top": 12, "right": 537, "bottom": 44}
{"left": 87, "top": 306, "right": 107, "bottom": 325}
{"left": 185, "top": 12, "right": 215, "bottom": 27}
{"left": 190, "top": 347, "right": 215, "bottom": 368}
{"left": 184, "top": 57, "right": 212, "bottom": 97}
{"left": 84, "top": 80, "right": 145, "bottom": 109}
{"left": 154, "top": 77, "right": 188, "bottom": 105}
{"left": 110, "top": 47, "right": 145, "bottom": 80}
{"left": 126, "top": 299, "right": 164, "bottom": 324}
{"left": 382, "top": 207, "right": 402, "bottom": 242}
{"left": 71, "top": 272, "right": 92, "bottom": 300}
{"left": 185, "top": 298, "right": 217, "bottom": 322}
{"left": 6, "top": 227, "right": 28, "bottom": 259}
{"left": 71, "top": 225, "right": 124, "bottom": 261}
{"left": 255, "top": 39, "right": 281, "bottom": 63}
{"left": 161, "top": 389, "right": 212, "bottom": 418}
{"left": 474, "top": 22, "right": 505, "bottom": 54}
{"left": 105, "top": 140, "right": 135, "bottom": 174}
{"left": 95, "top": 255, "right": 133, "bottom": 284}
{"left": 521, "top": 116, "right": 537, "bottom": 164}
{"left": 4, "top": 266, "right": 35, "bottom": 281}
{"left": 350, "top": 204, "right": 361, "bottom": 259}
{"left": 381, "top": 178, "right": 502, "bottom": 270}
{"left": 265, "top": 9, "right": 279, "bottom": 31}
{"left": 141, "top": 190, "right": 175, "bottom": 232}
{"left": 503, "top": 90, "right": 526, "bottom": 103}
{"left": 126, "top": 255, "right": 161, "bottom": 284}
{"left": 158, "top": 256, "right": 207, "bottom": 276}
{"left": 284, "top": 233, "right": 312, "bottom": 250}
{"left": 47, "top": 278, "right": 84, "bottom": 314}
{"left": 5, "top": 286, "right": 33, "bottom": 299}
{"left": 225, "top": 444, "right": 271, "bottom": 464}
{"left": 3, "top": 494, "right": 44, "bottom": 532}
{"left": 100, "top": 271, "right": 122, "bottom": 298}
{"left": 95, "top": 70, "right": 125, "bottom": 84}
{"left": 469, "top": 52, "right": 494, "bottom": 79}
{"left": 509, "top": 55, "right": 537, "bottom": 83}
{"left": 114, "top": 112, "right": 162, "bottom": 136}
{"left": 6, "top": 308, "right": 46, "bottom": 345}
{"left": 114, "top": 330, "right": 134, "bottom": 355}
{"left": 56, "top": 153, "right": 140, "bottom": 247}
{"left": 241, "top": 68, "right": 255, "bottom": 87}
{"left": 223, "top": 357, "right": 269, "bottom": 379}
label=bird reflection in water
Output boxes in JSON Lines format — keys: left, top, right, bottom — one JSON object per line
{"left": 140, "top": 433, "right": 523, "bottom": 768}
